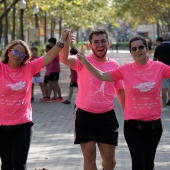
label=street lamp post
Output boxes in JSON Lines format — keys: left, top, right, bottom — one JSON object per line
{"left": 33, "top": 6, "right": 40, "bottom": 28}
{"left": 19, "top": 0, "right": 26, "bottom": 40}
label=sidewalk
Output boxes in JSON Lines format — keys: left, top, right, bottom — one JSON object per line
{"left": 28, "top": 52, "right": 170, "bottom": 170}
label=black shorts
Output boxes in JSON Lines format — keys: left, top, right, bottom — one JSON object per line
{"left": 49, "top": 72, "right": 59, "bottom": 81}
{"left": 73, "top": 106, "right": 119, "bottom": 145}
{"left": 70, "top": 82, "right": 78, "bottom": 87}
{"left": 44, "top": 75, "right": 50, "bottom": 83}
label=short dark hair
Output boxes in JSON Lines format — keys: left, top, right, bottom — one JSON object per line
{"left": 129, "top": 36, "right": 147, "bottom": 52}
{"left": 70, "top": 48, "right": 77, "bottom": 55}
{"left": 31, "top": 47, "right": 37, "bottom": 51}
{"left": 89, "top": 29, "right": 109, "bottom": 44}
{"left": 156, "top": 37, "right": 163, "bottom": 43}
{"left": 46, "top": 44, "right": 52, "bottom": 51}
{"left": 48, "top": 37, "right": 57, "bottom": 45}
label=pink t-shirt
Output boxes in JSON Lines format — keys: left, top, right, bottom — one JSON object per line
{"left": 30, "top": 56, "right": 41, "bottom": 77}
{"left": 49, "top": 55, "right": 60, "bottom": 73}
{"left": 73, "top": 54, "right": 123, "bottom": 113}
{"left": 70, "top": 69, "right": 77, "bottom": 82}
{"left": 45, "top": 64, "right": 50, "bottom": 76}
{"left": 0, "top": 57, "right": 44, "bottom": 125}
{"left": 109, "top": 60, "right": 170, "bottom": 121}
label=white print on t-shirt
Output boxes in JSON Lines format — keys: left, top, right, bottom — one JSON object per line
{"left": 95, "top": 81, "right": 105, "bottom": 96}
{"left": 134, "top": 82, "right": 155, "bottom": 92}
{"left": 6, "top": 81, "right": 26, "bottom": 91}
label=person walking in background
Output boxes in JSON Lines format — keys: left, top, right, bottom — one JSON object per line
{"left": 48, "top": 37, "right": 63, "bottom": 102}
{"left": 62, "top": 48, "right": 78, "bottom": 104}
{"left": 30, "top": 47, "right": 45, "bottom": 102}
{"left": 0, "top": 30, "right": 73, "bottom": 170}
{"left": 60, "top": 29, "right": 125, "bottom": 170}
{"left": 75, "top": 36, "right": 170, "bottom": 170}
{"left": 155, "top": 37, "right": 163, "bottom": 46}
{"left": 41, "top": 44, "right": 52, "bottom": 102}
{"left": 153, "top": 32, "right": 170, "bottom": 111}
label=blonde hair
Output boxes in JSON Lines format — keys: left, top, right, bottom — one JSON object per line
{"left": 1, "top": 39, "right": 31, "bottom": 66}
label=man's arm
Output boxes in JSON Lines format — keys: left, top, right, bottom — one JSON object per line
{"left": 59, "top": 32, "right": 76, "bottom": 68}
{"left": 115, "top": 89, "right": 125, "bottom": 110}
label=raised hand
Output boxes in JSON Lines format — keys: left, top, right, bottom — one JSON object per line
{"left": 61, "top": 29, "right": 76, "bottom": 45}
{"left": 60, "top": 29, "right": 70, "bottom": 42}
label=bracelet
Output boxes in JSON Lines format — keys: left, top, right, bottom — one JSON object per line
{"left": 56, "top": 42, "right": 64, "bottom": 48}
{"left": 59, "top": 38, "right": 66, "bottom": 44}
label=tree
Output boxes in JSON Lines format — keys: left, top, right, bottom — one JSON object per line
{"left": 112, "top": 0, "right": 170, "bottom": 33}
{"left": 0, "top": 0, "right": 20, "bottom": 43}
{"left": 0, "top": 0, "right": 119, "bottom": 45}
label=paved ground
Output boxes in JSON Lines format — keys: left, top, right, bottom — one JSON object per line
{"left": 24, "top": 51, "right": 170, "bottom": 169}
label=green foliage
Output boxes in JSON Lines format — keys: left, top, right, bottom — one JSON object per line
{"left": 113, "top": 0, "right": 170, "bottom": 31}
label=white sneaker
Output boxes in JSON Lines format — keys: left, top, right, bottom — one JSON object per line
{"left": 162, "top": 107, "right": 167, "bottom": 112}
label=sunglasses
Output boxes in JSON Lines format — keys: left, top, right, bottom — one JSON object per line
{"left": 92, "top": 40, "right": 107, "bottom": 46}
{"left": 131, "top": 45, "right": 145, "bottom": 52}
{"left": 10, "top": 49, "right": 27, "bottom": 59}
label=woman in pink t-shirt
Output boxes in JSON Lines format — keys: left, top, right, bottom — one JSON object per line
{"left": 76, "top": 36, "right": 170, "bottom": 170}
{"left": 0, "top": 30, "right": 73, "bottom": 170}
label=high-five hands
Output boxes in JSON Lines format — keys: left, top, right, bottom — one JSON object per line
{"left": 61, "top": 29, "right": 75, "bottom": 44}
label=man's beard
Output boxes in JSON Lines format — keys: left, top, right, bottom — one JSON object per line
{"left": 92, "top": 49, "right": 107, "bottom": 58}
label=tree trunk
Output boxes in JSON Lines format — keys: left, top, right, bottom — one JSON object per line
{"left": 12, "top": 4, "right": 16, "bottom": 40}
{"left": 76, "top": 27, "right": 80, "bottom": 44}
{"left": 0, "top": 18, "right": 3, "bottom": 44}
{"left": 44, "top": 12, "right": 47, "bottom": 43}
{"left": 59, "top": 16, "right": 62, "bottom": 38}
{"left": 168, "top": 8, "right": 170, "bottom": 32}
{"left": 50, "top": 18, "right": 56, "bottom": 38}
{"left": 4, "top": 0, "right": 8, "bottom": 46}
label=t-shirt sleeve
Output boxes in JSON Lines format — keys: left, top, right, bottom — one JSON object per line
{"left": 73, "top": 57, "right": 83, "bottom": 71}
{"left": 27, "top": 57, "right": 44, "bottom": 76}
{"left": 110, "top": 67, "right": 124, "bottom": 89}
{"left": 109, "top": 67, "right": 123, "bottom": 82}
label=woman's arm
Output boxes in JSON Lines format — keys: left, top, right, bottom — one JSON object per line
{"left": 115, "top": 89, "right": 125, "bottom": 110}
{"left": 75, "top": 47, "right": 114, "bottom": 82}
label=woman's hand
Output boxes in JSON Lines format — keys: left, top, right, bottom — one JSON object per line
{"left": 60, "top": 29, "right": 75, "bottom": 44}
{"left": 60, "top": 29, "right": 69, "bottom": 42}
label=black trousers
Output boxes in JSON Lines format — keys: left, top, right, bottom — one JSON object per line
{"left": 0, "top": 122, "right": 34, "bottom": 170}
{"left": 124, "top": 119, "right": 162, "bottom": 170}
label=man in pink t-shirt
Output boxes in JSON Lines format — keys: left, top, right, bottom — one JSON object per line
{"left": 60, "top": 29, "right": 125, "bottom": 170}
{"left": 48, "top": 37, "right": 63, "bottom": 102}
{"left": 76, "top": 36, "right": 170, "bottom": 170}
{"left": 62, "top": 48, "right": 78, "bottom": 104}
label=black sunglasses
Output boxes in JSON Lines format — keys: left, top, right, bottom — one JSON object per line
{"left": 131, "top": 45, "right": 145, "bottom": 52}
{"left": 10, "top": 49, "right": 27, "bottom": 59}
